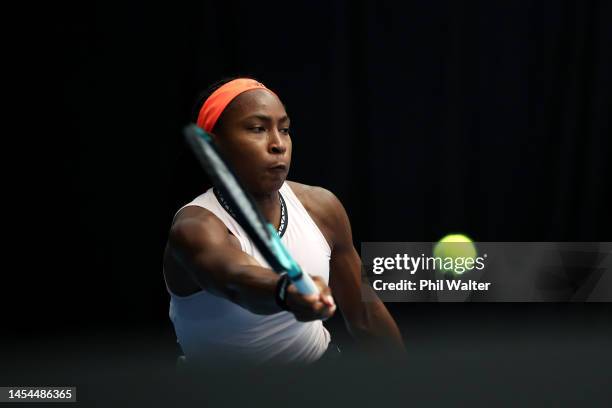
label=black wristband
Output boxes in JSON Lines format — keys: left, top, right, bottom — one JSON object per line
{"left": 275, "top": 272, "right": 291, "bottom": 311}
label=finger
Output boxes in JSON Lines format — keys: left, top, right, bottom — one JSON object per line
{"left": 303, "top": 294, "right": 320, "bottom": 303}
{"left": 318, "top": 284, "right": 332, "bottom": 296}
{"left": 288, "top": 285, "right": 318, "bottom": 304}
{"left": 316, "top": 301, "right": 336, "bottom": 317}
{"left": 321, "top": 304, "right": 337, "bottom": 321}
{"left": 310, "top": 301, "right": 326, "bottom": 315}
{"left": 317, "top": 286, "right": 335, "bottom": 307}
{"left": 320, "top": 293, "right": 335, "bottom": 307}
{"left": 310, "top": 277, "right": 334, "bottom": 303}
{"left": 312, "top": 276, "right": 328, "bottom": 290}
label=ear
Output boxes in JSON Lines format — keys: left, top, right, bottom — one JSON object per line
{"left": 211, "top": 126, "right": 232, "bottom": 145}
{"left": 209, "top": 132, "right": 227, "bottom": 153}
{"left": 209, "top": 131, "right": 220, "bottom": 143}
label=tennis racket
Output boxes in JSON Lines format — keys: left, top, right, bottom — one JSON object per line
{"left": 184, "top": 124, "right": 319, "bottom": 295}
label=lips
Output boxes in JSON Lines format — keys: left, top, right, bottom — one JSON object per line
{"left": 269, "top": 163, "right": 288, "bottom": 171}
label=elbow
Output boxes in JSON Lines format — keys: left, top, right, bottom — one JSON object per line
{"left": 346, "top": 313, "right": 372, "bottom": 338}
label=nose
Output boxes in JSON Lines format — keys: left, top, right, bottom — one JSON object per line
{"left": 268, "top": 129, "right": 287, "bottom": 155}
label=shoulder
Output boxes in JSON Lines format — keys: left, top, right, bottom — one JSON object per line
{"left": 169, "top": 205, "right": 232, "bottom": 249}
{"left": 286, "top": 181, "right": 340, "bottom": 211}
{"left": 286, "top": 181, "right": 351, "bottom": 250}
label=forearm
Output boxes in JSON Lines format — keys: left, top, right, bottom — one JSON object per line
{"left": 170, "top": 245, "right": 283, "bottom": 315}
{"left": 362, "top": 300, "right": 404, "bottom": 349}
{"left": 348, "top": 298, "right": 405, "bottom": 351}
{"left": 222, "top": 264, "right": 284, "bottom": 315}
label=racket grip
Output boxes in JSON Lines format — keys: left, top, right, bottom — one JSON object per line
{"left": 292, "top": 272, "right": 319, "bottom": 295}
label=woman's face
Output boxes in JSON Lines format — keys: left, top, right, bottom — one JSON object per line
{"left": 213, "top": 89, "right": 292, "bottom": 196}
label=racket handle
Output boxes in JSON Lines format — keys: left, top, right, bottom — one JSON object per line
{"left": 292, "top": 272, "right": 319, "bottom": 295}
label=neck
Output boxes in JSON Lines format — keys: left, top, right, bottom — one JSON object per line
{"left": 252, "top": 190, "right": 281, "bottom": 229}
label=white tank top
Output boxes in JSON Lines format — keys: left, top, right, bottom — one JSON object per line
{"left": 167, "top": 182, "right": 332, "bottom": 364}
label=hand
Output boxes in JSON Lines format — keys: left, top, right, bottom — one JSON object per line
{"left": 285, "top": 275, "right": 336, "bottom": 322}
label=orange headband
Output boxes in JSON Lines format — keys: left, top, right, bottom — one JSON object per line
{"left": 196, "top": 78, "right": 276, "bottom": 132}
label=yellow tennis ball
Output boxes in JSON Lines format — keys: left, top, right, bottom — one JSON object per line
{"left": 433, "top": 234, "right": 477, "bottom": 275}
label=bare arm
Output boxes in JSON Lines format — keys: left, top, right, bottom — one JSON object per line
{"left": 167, "top": 206, "right": 334, "bottom": 320}
{"left": 319, "top": 191, "right": 404, "bottom": 350}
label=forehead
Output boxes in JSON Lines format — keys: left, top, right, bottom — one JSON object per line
{"left": 224, "top": 89, "right": 287, "bottom": 119}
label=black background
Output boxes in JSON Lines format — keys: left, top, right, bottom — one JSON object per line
{"left": 4, "top": 0, "right": 612, "bottom": 404}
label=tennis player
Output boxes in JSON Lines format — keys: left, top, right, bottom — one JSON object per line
{"left": 163, "top": 77, "right": 404, "bottom": 364}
